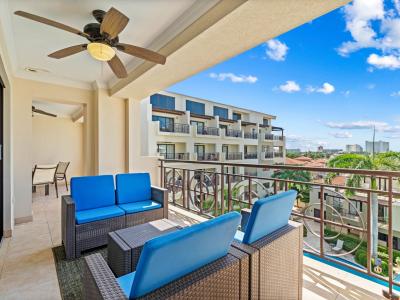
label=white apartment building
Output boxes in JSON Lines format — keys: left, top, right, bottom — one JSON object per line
{"left": 346, "top": 144, "right": 363, "bottom": 153}
{"left": 365, "top": 140, "right": 389, "bottom": 154}
{"left": 140, "top": 91, "right": 285, "bottom": 177}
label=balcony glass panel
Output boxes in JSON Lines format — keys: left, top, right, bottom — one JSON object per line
{"left": 150, "top": 93, "right": 175, "bottom": 110}
{"left": 186, "top": 100, "right": 205, "bottom": 115}
{"left": 213, "top": 106, "right": 228, "bottom": 119}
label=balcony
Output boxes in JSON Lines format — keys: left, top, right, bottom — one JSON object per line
{"left": 159, "top": 123, "right": 190, "bottom": 134}
{"left": 244, "top": 152, "right": 258, "bottom": 159}
{"left": 225, "top": 129, "right": 242, "bottom": 138}
{"left": 197, "top": 126, "right": 220, "bottom": 136}
{"left": 264, "top": 133, "right": 284, "bottom": 141}
{"left": 196, "top": 152, "right": 219, "bottom": 161}
{"left": 161, "top": 152, "right": 190, "bottom": 160}
{"left": 274, "top": 152, "right": 284, "bottom": 158}
{"left": 225, "top": 152, "right": 243, "bottom": 160}
{"left": 244, "top": 132, "right": 258, "bottom": 139}
{"left": 161, "top": 159, "right": 400, "bottom": 299}
{"left": 264, "top": 151, "right": 274, "bottom": 159}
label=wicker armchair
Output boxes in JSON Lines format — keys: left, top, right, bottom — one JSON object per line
{"left": 83, "top": 212, "right": 249, "bottom": 299}
{"left": 232, "top": 190, "right": 303, "bottom": 300}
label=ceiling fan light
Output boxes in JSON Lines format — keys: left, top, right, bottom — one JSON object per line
{"left": 87, "top": 42, "right": 115, "bottom": 61}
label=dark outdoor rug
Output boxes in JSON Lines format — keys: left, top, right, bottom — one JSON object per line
{"left": 52, "top": 246, "right": 107, "bottom": 300}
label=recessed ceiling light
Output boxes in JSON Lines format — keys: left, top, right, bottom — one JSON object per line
{"left": 24, "top": 67, "right": 49, "bottom": 73}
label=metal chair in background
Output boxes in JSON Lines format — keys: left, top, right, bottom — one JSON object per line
{"left": 55, "top": 161, "right": 70, "bottom": 192}
{"left": 32, "top": 165, "right": 58, "bottom": 197}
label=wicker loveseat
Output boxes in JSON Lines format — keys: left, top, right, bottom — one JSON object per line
{"left": 61, "top": 173, "right": 167, "bottom": 259}
{"left": 233, "top": 190, "right": 303, "bottom": 300}
{"left": 83, "top": 212, "right": 249, "bottom": 299}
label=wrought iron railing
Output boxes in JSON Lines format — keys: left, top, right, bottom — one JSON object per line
{"left": 225, "top": 152, "right": 243, "bottom": 160}
{"left": 264, "top": 133, "right": 284, "bottom": 141}
{"left": 159, "top": 123, "right": 190, "bottom": 134}
{"left": 225, "top": 129, "right": 242, "bottom": 138}
{"left": 196, "top": 152, "right": 219, "bottom": 161}
{"left": 244, "top": 152, "right": 258, "bottom": 159}
{"left": 159, "top": 159, "right": 400, "bottom": 298}
{"left": 197, "top": 127, "right": 220, "bottom": 136}
{"left": 264, "top": 152, "right": 274, "bottom": 159}
{"left": 274, "top": 152, "right": 284, "bottom": 158}
{"left": 161, "top": 153, "right": 190, "bottom": 160}
{"left": 244, "top": 132, "right": 258, "bottom": 139}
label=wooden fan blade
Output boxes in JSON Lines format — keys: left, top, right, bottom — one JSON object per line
{"left": 116, "top": 43, "right": 166, "bottom": 65}
{"left": 14, "top": 11, "right": 89, "bottom": 38}
{"left": 108, "top": 55, "right": 127, "bottom": 78}
{"left": 32, "top": 106, "right": 57, "bottom": 117}
{"left": 48, "top": 44, "right": 87, "bottom": 59}
{"left": 100, "top": 7, "right": 129, "bottom": 39}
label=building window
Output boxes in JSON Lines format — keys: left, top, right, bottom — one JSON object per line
{"left": 191, "top": 120, "right": 204, "bottom": 132}
{"left": 378, "top": 232, "right": 388, "bottom": 242}
{"left": 186, "top": 100, "right": 205, "bottom": 115}
{"left": 150, "top": 93, "right": 175, "bottom": 110}
{"left": 233, "top": 112, "right": 241, "bottom": 121}
{"left": 157, "top": 144, "right": 175, "bottom": 158}
{"left": 213, "top": 106, "right": 228, "bottom": 119}
{"left": 263, "top": 119, "right": 269, "bottom": 126}
{"left": 152, "top": 115, "right": 174, "bottom": 132}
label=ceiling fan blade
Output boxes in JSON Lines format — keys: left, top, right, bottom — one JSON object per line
{"left": 14, "top": 11, "right": 89, "bottom": 38}
{"left": 32, "top": 106, "right": 57, "bottom": 117}
{"left": 100, "top": 7, "right": 129, "bottom": 39}
{"left": 108, "top": 54, "right": 128, "bottom": 78}
{"left": 48, "top": 44, "right": 87, "bottom": 59}
{"left": 116, "top": 43, "right": 166, "bottom": 65}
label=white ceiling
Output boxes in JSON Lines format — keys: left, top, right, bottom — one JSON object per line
{"left": 32, "top": 100, "right": 82, "bottom": 119}
{"left": 1, "top": 0, "right": 217, "bottom": 88}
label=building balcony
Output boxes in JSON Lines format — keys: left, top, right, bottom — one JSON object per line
{"left": 161, "top": 152, "right": 190, "bottom": 160}
{"left": 225, "top": 129, "right": 242, "bottom": 138}
{"left": 244, "top": 152, "right": 258, "bottom": 159}
{"left": 274, "top": 152, "right": 284, "bottom": 158}
{"left": 264, "top": 151, "right": 274, "bottom": 159}
{"left": 264, "top": 133, "right": 284, "bottom": 141}
{"left": 197, "top": 127, "right": 220, "bottom": 136}
{"left": 224, "top": 152, "right": 243, "bottom": 160}
{"left": 244, "top": 132, "right": 258, "bottom": 139}
{"left": 196, "top": 152, "right": 219, "bottom": 161}
{"left": 159, "top": 123, "right": 190, "bottom": 134}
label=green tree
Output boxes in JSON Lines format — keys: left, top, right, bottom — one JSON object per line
{"left": 327, "top": 152, "right": 400, "bottom": 258}
{"left": 271, "top": 170, "right": 312, "bottom": 205}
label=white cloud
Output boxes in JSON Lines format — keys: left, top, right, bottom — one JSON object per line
{"left": 307, "top": 82, "right": 335, "bottom": 94}
{"left": 209, "top": 73, "right": 258, "bottom": 84}
{"left": 391, "top": 91, "right": 400, "bottom": 97}
{"left": 278, "top": 80, "right": 300, "bottom": 93}
{"left": 367, "top": 83, "right": 376, "bottom": 89}
{"left": 326, "top": 120, "right": 400, "bottom": 132}
{"left": 367, "top": 53, "right": 400, "bottom": 69}
{"left": 342, "top": 90, "right": 351, "bottom": 97}
{"left": 265, "top": 39, "right": 289, "bottom": 61}
{"left": 338, "top": 0, "right": 400, "bottom": 70}
{"left": 330, "top": 132, "right": 353, "bottom": 138}
{"left": 286, "top": 134, "right": 329, "bottom": 151}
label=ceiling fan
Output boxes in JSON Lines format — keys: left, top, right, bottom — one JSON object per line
{"left": 14, "top": 7, "right": 167, "bottom": 78}
{"left": 32, "top": 106, "right": 57, "bottom": 118}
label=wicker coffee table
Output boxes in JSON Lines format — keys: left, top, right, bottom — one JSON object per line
{"left": 107, "top": 218, "right": 181, "bottom": 277}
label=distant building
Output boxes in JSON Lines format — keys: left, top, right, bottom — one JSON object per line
{"left": 317, "top": 145, "right": 324, "bottom": 152}
{"left": 346, "top": 144, "right": 363, "bottom": 153}
{"left": 287, "top": 148, "right": 301, "bottom": 154}
{"left": 323, "top": 149, "right": 342, "bottom": 155}
{"left": 365, "top": 140, "right": 389, "bottom": 154}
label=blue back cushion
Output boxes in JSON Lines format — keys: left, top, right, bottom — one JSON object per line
{"left": 130, "top": 212, "right": 241, "bottom": 298}
{"left": 70, "top": 175, "right": 116, "bottom": 211}
{"left": 116, "top": 173, "right": 151, "bottom": 204}
{"left": 242, "top": 190, "right": 297, "bottom": 244}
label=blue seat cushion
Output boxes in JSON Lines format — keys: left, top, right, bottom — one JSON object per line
{"left": 129, "top": 212, "right": 241, "bottom": 298}
{"left": 242, "top": 190, "right": 297, "bottom": 244}
{"left": 71, "top": 175, "right": 116, "bottom": 211}
{"left": 118, "top": 200, "right": 161, "bottom": 214}
{"left": 116, "top": 173, "right": 152, "bottom": 204}
{"left": 117, "top": 272, "right": 136, "bottom": 298}
{"left": 75, "top": 205, "right": 125, "bottom": 225}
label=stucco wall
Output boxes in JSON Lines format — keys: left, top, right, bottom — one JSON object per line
{"left": 32, "top": 115, "right": 84, "bottom": 179}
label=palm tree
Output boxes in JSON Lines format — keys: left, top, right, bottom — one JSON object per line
{"left": 327, "top": 152, "right": 400, "bottom": 258}
{"left": 271, "top": 170, "right": 312, "bottom": 205}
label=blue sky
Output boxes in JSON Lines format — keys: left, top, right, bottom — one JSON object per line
{"left": 168, "top": 0, "right": 400, "bottom": 151}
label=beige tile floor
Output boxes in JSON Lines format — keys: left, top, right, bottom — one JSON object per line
{"left": 0, "top": 186, "right": 390, "bottom": 299}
